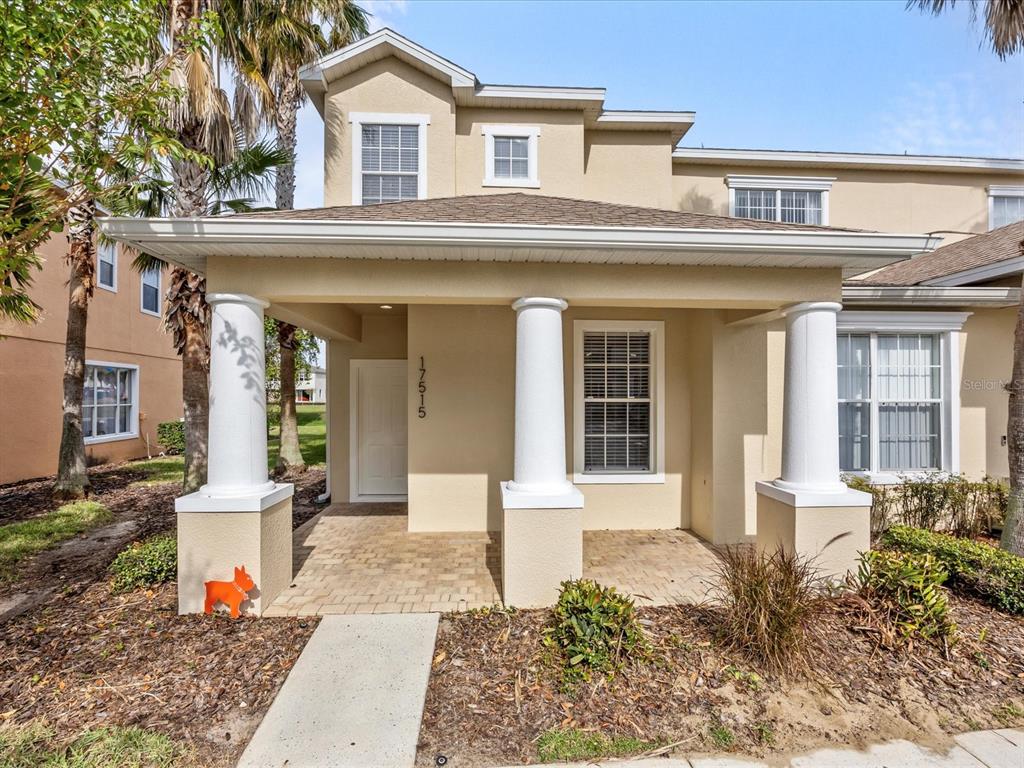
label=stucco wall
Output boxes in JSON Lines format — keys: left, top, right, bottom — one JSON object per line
{"left": 959, "top": 307, "right": 1014, "bottom": 480}
{"left": 672, "top": 164, "right": 1003, "bottom": 243}
{"left": 0, "top": 232, "right": 180, "bottom": 484}
{"left": 583, "top": 131, "right": 674, "bottom": 209}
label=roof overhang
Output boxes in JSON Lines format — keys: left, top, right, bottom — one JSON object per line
{"left": 673, "top": 147, "right": 1024, "bottom": 174}
{"left": 842, "top": 285, "right": 1020, "bottom": 308}
{"left": 922, "top": 255, "right": 1024, "bottom": 287}
{"left": 99, "top": 216, "right": 937, "bottom": 277}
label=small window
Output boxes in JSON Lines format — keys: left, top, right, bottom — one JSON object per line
{"left": 97, "top": 242, "right": 116, "bottom": 291}
{"left": 990, "top": 193, "right": 1024, "bottom": 230}
{"left": 83, "top": 362, "right": 137, "bottom": 442}
{"left": 482, "top": 125, "right": 540, "bottom": 188}
{"left": 727, "top": 176, "right": 834, "bottom": 225}
{"left": 140, "top": 267, "right": 161, "bottom": 316}
{"left": 360, "top": 123, "right": 419, "bottom": 205}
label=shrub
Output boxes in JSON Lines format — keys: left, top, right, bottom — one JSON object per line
{"left": 156, "top": 421, "right": 185, "bottom": 455}
{"left": 848, "top": 474, "right": 1007, "bottom": 540}
{"left": 882, "top": 525, "right": 1024, "bottom": 615}
{"left": 109, "top": 534, "right": 176, "bottom": 593}
{"left": 855, "top": 549, "right": 955, "bottom": 645}
{"left": 543, "top": 579, "right": 648, "bottom": 683}
{"left": 710, "top": 546, "right": 820, "bottom": 675}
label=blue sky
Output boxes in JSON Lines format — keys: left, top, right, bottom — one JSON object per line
{"left": 292, "top": 0, "right": 1024, "bottom": 209}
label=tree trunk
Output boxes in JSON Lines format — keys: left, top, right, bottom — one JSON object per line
{"left": 1002, "top": 243, "right": 1024, "bottom": 555}
{"left": 53, "top": 197, "right": 96, "bottom": 499}
{"left": 274, "top": 72, "right": 302, "bottom": 211}
{"left": 275, "top": 321, "right": 305, "bottom": 474}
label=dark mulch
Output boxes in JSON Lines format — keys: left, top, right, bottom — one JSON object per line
{"left": 417, "top": 597, "right": 1024, "bottom": 767}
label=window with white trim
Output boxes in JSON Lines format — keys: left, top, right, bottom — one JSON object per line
{"left": 573, "top": 320, "right": 665, "bottom": 483}
{"left": 350, "top": 112, "right": 429, "bottom": 205}
{"left": 989, "top": 186, "right": 1024, "bottom": 230}
{"left": 97, "top": 242, "right": 116, "bottom": 291}
{"left": 727, "top": 175, "right": 834, "bottom": 225}
{"left": 140, "top": 267, "right": 161, "bottom": 316}
{"left": 83, "top": 362, "right": 137, "bottom": 442}
{"left": 482, "top": 125, "right": 540, "bottom": 187}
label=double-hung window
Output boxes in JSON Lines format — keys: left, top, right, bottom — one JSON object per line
{"left": 350, "top": 113, "right": 429, "bottom": 205}
{"left": 727, "top": 175, "right": 834, "bottom": 225}
{"left": 97, "top": 242, "right": 116, "bottom": 292}
{"left": 140, "top": 267, "right": 161, "bottom": 316}
{"left": 836, "top": 312, "right": 969, "bottom": 479}
{"left": 988, "top": 186, "right": 1024, "bottom": 230}
{"left": 83, "top": 362, "right": 138, "bottom": 443}
{"left": 573, "top": 320, "right": 665, "bottom": 483}
{"left": 482, "top": 125, "right": 540, "bottom": 187}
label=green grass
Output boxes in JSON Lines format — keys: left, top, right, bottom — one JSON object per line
{"left": 128, "top": 403, "right": 327, "bottom": 485}
{"left": 0, "top": 722, "right": 184, "bottom": 767}
{"left": 0, "top": 502, "right": 112, "bottom": 582}
{"left": 535, "top": 728, "right": 657, "bottom": 763}
{"left": 708, "top": 721, "right": 735, "bottom": 749}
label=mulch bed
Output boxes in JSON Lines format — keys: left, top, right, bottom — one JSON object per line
{"left": 417, "top": 597, "right": 1024, "bottom": 767}
{"left": 0, "top": 461, "right": 331, "bottom": 763}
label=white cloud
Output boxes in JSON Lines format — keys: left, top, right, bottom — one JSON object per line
{"left": 869, "top": 73, "right": 1023, "bottom": 157}
{"left": 363, "top": 0, "right": 408, "bottom": 32}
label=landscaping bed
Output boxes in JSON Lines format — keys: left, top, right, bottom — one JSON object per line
{"left": 417, "top": 596, "right": 1024, "bottom": 766}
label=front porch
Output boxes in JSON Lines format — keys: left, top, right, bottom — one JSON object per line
{"left": 263, "top": 503, "right": 722, "bottom": 616}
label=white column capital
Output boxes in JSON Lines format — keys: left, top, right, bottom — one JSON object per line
{"left": 780, "top": 301, "right": 842, "bottom": 318}
{"left": 512, "top": 297, "right": 568, "bottom": 313}
{"left": 206, "top": 292, "right": 270, "bottom": 309}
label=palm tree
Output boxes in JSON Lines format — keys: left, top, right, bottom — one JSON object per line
{"left": 218, "top": 0, "right": 368, "bottom": 473}
{"left": 911, "top": 0, "right": 1024, "bottom": 554}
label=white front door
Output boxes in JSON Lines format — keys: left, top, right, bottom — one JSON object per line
{"left": 352, "top": 360, "right": 408, "bottom": 498}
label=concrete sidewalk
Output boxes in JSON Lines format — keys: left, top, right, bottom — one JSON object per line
{"left": 506, "top": 727, "right": 1023, "bottom": 768}
{"left": 237, "top": 613, "right": 438, "bottom": 768}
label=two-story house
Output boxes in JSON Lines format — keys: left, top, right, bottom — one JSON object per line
{"left": 0, "top": 228, "right": 181, "bottom": 484}
{"left": 101, "top": 29, "right": 1023, "bottom": 615}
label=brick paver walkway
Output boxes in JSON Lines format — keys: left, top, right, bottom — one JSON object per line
{"left": 264, "top": 503, "right": 722, "bottom": 616}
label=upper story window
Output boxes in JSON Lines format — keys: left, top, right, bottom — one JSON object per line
{"left": 140, "top": 267, "right": 161, "bottom": 316}
{"left": 97, "top": 242, "right": 116, "bottom": 292}
{"left": 83, "top": 362, "right": 138, "bottom": 443}
{"left": 349, "top": 112, "right": 429, "bottom": 205}
{"left": 836, "top": 312, "right": 969, "bottom": 480}
{"left": 989, "top": 185, "right": 1024, "bottom": 230}
{"left": 727, "top": 175, "right": 834, "bottom": 225}
{"left": 482, "top": 125, "right": 540, "bottom": 188}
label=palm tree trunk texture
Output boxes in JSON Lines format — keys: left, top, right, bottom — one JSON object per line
{"left": 53, "top": 198, "right": 97, "bottom": 499}
{"left": 275, "top": 321, "right": 305, "bottom": 473}
{"left": 273, "top": 73, "right": 302, "bottom": 211}
{"left": 1002, "top": 248, "right": 1024, "bottom": 555}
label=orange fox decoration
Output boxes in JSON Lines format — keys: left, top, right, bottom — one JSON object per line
{"left": 204, "top": 566, "right": 255, "bottom": 619}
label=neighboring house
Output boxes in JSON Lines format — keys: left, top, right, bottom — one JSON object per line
{"left": 296, "top": 366, "right": 327, "bottom": 403}
{"left": 0, "top": 227, "right": 181, "bottom": 484}
{"left": 101, "top": 29, "right": 1024, "bottom": 614}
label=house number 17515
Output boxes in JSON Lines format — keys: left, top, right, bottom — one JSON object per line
{"left": 418, "top": 356, "right": 426, "bottom": 418}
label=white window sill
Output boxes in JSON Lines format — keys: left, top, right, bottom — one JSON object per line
{"left": 483, "top": 178, "right": 540, "bottom": 189}
{"left": 86, "top": 432, "right": 138, "bottom": 446}
{"left": 573, "top": 472, "right": 665, "bottom": 485}
{"left": 844, "top": 470, "right": 950, "bottom": 486}
{"left": 140, "top": 307, "right": 161, "bottom": 318}
{"left": 97, "top": 283, "right": 117, "bottom": 294}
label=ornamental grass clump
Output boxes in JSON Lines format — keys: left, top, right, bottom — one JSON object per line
{"left": 544, "top": 579, "right": 649, "bottom": 683}
{"left": 710, "top": 546, "right": 821, "bottom": 675}
{"left": 854, "top": 549, "right": 956, "bottom": 647}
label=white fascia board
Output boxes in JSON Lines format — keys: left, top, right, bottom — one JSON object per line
{"left": 922, "top": 256, "right": 1024, "bottom": 287}
{"left": 842, "top": 285, "right": 1020, "bottom": 307}
{"left": 472, "top": 84, "right": 606, "bottom": 102}
{"left": 673, "top": 147, "right": 1024, "bottom": 172}
{"left": 99, "top": 216, "right": 937, "bottom": 263}
{"left": 596, "top": 110, "right": 696, "bottom": 126}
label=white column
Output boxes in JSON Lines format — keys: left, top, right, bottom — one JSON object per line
{"left": 775, "top": 301, "right": 847, "bottom": 495}
{"left": 201, "top": 293, "right": 275, "bottom": 497}
{"left": 506, "top": 297, "right": 574, "bottom": 497}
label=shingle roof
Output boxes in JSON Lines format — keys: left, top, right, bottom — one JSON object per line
{"left": 856, "top": 221, "right": 1024, "bottom": 286}
{"left": 232, "top": 192, "right": 860, "bottom": 232}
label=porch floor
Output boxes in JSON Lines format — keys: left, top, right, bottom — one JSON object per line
{"left": 263, "top": 503, "right": 722, "bottom": 616}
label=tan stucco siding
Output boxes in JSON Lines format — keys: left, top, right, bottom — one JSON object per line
{"left": 323, "top": 57, "right": 457, "bottom": 206}
{"left": 672, "top": 164, "right": 1004, "bottom": 243}
{"left": 583, "top": 131, "right": 673, "bottom": 209}
{"left": 959, "top": 307, "right": 1013, "bottom": 480}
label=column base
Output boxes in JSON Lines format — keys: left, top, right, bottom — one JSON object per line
{"left": 175, "top": 483, "right": 294, "bottom": 616}
{"left": 501, "top": 481, "right": 583, "bottom": 608}
{"left": 755, "top": 480, "right": 871, "bottom": 581}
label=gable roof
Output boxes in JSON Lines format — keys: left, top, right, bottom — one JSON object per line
{"left": 855, "top": 221, "right": 1023, "bottom": 286}
{"left": 232, "top": 192, "right": 854, "bottom": 232}
{"left": 298, "top": 29, "right": 695, "bottom": 141}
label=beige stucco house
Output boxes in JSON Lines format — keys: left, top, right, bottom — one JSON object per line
{"left": 101, "top": 29, "right": 1023, "bottom": 614}
{"left": 0, "top": 229, "right": 181, "bottom": 484}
